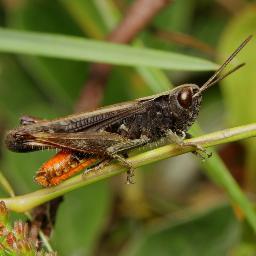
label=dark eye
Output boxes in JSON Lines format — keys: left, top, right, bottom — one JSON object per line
{"left": 177, "top": 88, "right": 192, "bottom": 109}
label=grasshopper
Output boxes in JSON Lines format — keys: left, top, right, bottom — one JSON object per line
{"left": 5, "top": 36, "right": 251, "bottom": 186}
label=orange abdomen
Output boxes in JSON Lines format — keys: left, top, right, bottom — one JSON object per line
{"left": 34, "top": 151, "right": 98, "bottom": 187}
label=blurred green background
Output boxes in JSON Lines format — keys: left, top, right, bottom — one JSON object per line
{"left": 0, "top": 0, "right": 256, "bottom": 255}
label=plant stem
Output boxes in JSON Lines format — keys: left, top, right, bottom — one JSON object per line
{"left": 1, "top": 123, "right": 256, "bottom": 229}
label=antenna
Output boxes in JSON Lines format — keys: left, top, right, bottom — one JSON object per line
{"left": 193, "top": 35, "right": 252, "bottom": 97}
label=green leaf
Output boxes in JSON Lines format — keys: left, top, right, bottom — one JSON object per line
{"left": 0, "top": 28, "right": 218, "bottom": 71}
{"left": 119, "top": 206, "right": 240, "bottom": 256}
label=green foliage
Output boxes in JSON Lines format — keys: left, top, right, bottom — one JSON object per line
{"left": 0, "top": 0, "right": 256, "bottom": 255}
{"left": 218, "top": 5, "right": 256, "bottom": 190}
{"left": 51, "top": 182, "right": 111, "bottom": 256}
{"left": 0, "top": 29, "right": 218, "bottom": 71}
{"left": 120, "top": 206, "right": 240, "bottom": 256}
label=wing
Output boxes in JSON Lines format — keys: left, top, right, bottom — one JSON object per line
{"left": 30, "top": 130, "right": 148, "bottom": 155}
{"left": 49, "top": 99, "right": 154, "bottom": 132}
{"left": 36, "top": 90, "right": 172, "bottom": 133}
{"left": 5, "top": 90, "right": 172, "bottom": 153}
{"left": 31, "top": 131, "right": 130, "bottom": 154}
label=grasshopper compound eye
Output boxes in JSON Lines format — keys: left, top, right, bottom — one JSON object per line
{"left": 177, "top": 87, "right": 193, "bottom": 109}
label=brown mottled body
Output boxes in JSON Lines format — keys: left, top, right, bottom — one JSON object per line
{"left": 5, "top": 85, "right": 202, "bottom": 186}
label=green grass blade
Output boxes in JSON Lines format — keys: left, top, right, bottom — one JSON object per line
{"left": 190, "top": 124, "right": 256, "bottom": 232}
{"left": 201, "top": 154, "right": 256, "bottom": 232}
{"left": 0, "top": 28, "right": 218, "bottom": 71}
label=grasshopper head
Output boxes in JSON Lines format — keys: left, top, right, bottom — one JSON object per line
{"left": 169, "top": 35, "right": 252, "bottom": 132}
{"left": 168, "top": 84, "right": 202, "bottom": 132}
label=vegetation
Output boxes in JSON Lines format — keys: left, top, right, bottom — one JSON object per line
{"left": 0, "top": 1, "right": 256, "bottom": 255}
